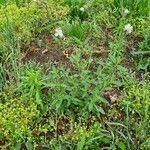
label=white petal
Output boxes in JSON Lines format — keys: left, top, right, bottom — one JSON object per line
{"left": 123, "top": 8, "right": 129, "bottom": 15}
{"left": 80, "top": 7, "right": 85, "bottom": 12}
{"left": 54, "top": 33, "right": 59, "bottom": 37}
{"left": 58, "top": 30, "right": 63, "bottom": 35}
{"left": 124, "top": 24, "right": 133, "bottom": 34}
{"left": 54, "top": 27, "right": 64, "bottom": 37}
{"left": 55, "top": 28, "right": 62, "bottom": 32}
{"left": 59, "top": 33, "right": 64, "bottom": 38}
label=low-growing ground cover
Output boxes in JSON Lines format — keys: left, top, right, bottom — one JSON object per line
{"left": 0, "top": 0, "right": 149, "bottom": 149}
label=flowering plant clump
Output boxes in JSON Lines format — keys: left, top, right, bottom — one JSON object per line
{"left": 123, "top": 8, "right": 129, "bottom": 16}
{"left": 80, "top": 7, "right": 85, "bottom": 12}
{"left": 124, "top": 24, "right": 133, "bottom": 34}
{"left": 54, "top": 28, "right": 64, "bottom": 38}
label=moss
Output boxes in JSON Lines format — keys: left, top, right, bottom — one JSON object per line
{"left": 0, "top": 96, "right": 38, "bottom": 146}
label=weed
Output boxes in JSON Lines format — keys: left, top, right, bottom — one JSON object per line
{"left": 132, "top": 27, "right": 150, "bottom": 71}
{"left": 64, "top": 20, "right": 90, "bottom": 44}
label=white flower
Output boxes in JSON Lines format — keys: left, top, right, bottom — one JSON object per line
{"left": 124, "top": 24, "right": 133, "bottom": 34}
{"left": 123, "top": 8, "right": 129, "bottom": 16}
{"left": 54, "top": 28, "right": 64, "bottom": 38}
{"left": 80, "top": 7, "right": 85, "bottom": 12}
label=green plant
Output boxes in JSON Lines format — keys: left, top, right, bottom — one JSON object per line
{"left": 65, "top": 0, "right": 88, "bottom": 21}
{"left": 107, "top": 35, "right": 125, "bottom": 68}
{"left": 131, "top": 28, "right": 150, "bottom": 71}
{"left": 0, "top": 2, "right": 69, "bottom": 42}
{"left": 0, "top": 0, "right": 69, "bottom": 103}
{"left": 0, "top": 15, "right": 21, "bottom": 88}
{"left": 37, "top": 119, "right": 112, "bottom": 150}
{"left": 43, "top": 49, "right": 116, "bottom": 116}
{"left": 0, "top": 93, "right": 37, "bottom": 148}
{"left": 17, "top": 63, "right": 45, "bottom": 109}
{"left": 74, "top": 122, "right": 111, "bottom": 150}
{"left": 121, "top": 79, "right": 150, "bottom": 149}
{"left": 113, "top": 0, "right": 150, "bottom": 18}
{"left": 64, "top": 20, "right": 90, "bottom": 44}
{"left": 0, "top": 0, "right": 7, "bottom": 6}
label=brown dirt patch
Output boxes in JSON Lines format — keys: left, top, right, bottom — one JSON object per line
{"left": 21, "top": 32, "right": 108, "bottom": 74}
{"left": 21, "top": 33, "right": 71, "bottom": 67}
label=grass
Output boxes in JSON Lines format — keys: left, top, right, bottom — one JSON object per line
{"left": 0, "top": 0, "right": 150, "bottom": 149}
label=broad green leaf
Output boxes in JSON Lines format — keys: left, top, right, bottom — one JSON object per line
{"left": 77, "top": 135, "right": 85, "bottom": 150}
{"left": 118, "top": 142, "right": 126, "bottom": 150}
{"left": 26, "top": 140, "right": 33, "bottom": 150}
{"left": 14, "top": 142, "right": 21, "bottom": 150}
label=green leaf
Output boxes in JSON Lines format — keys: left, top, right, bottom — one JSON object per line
{"left": 99, "top": 107, "right": 105, "bottom": 114}
{"left": 95, "top": 105, "right": 105, "bottom": 114}
{"left": 26, "top": 140, "right": 33, "bottom": 150}
{"left": 132, "top": 50, "right": 150, "bottom": 55}
{"left": 88, "top": 103, "right": 93, "bottom": 112}
{"left": 77, "top": 135, "right": 85, "bottom": 150}
{"left": 15, "top": 142, "right": 21, "bottom": 150}
{"left": 118, "top": 142, "right": 126, "bottom": 150}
